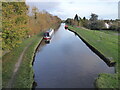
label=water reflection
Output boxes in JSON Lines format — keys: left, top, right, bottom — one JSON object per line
{"left": 45, "top": 40, "right": 50, "bottom": 44}
{"left": 33, "top": 23, "right": 114, "bottom": 88}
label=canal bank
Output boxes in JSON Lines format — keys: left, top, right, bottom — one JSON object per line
{"left": 2, "top": 33, "right": 43, "bottom": 88}
{"left": 33, "top": 24, "right": 114, "bottom": 88}
{"left": 13, "top": 33, "right": 44, "bottom": 88}
{"left": 68, "top": 26, "right": 118, "bottom": 88}
{"left": 68, "top": 29, "right": 116, "bottom": 67}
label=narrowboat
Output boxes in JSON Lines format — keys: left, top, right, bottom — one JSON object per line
{"left": 43, "top": 28, "right": 54, "bottom": 41}
{"left": 65, "top": 25, "right": 68, "bottom": 29}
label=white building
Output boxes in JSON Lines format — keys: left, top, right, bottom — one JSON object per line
{"left": 105, "top": 23, "right": 110, "bottom": 29}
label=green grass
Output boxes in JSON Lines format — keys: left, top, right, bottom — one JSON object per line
{"left": 12, "top": 33, "right": 43, "bottom": 88}
{"left": 2, "top": 33, "right": 43, "bottom": 88}
{"left": 68, "top": 26, "right": 119, "bottom": 88}
{"left": 95, "top": 73, "right": 118, "bottom": 89}
{"left": 100, "top": 30, "right": 119, "bottom": 36}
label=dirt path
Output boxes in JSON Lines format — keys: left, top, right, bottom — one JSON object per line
{"left": 6, "top": 42, "right": 32, "bottom": 88}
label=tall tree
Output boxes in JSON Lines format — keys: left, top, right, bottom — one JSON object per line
{"left": 74, "top": 14, "right": 79, "bottom": 21}
{"left": 89, "top": 13, "right": 99, "bottom": 30}
{"left": 32, "top": 7, "right": 38, "bottom": 19}
{"left": 2, "top": 2, "right": 29, "bottom": 50}
{"left": 83, "top": 17, "right": 86, "bottom": 20}
{"left": 80, "top": 17, "right": 89, "bottom": 28}
{"left": 74, "top": 14, "right": 79, "bottom": 26}
{"left": 90, "top": 13, "right": 98, "bottom": 21}
{"left": 28, "top": 9, "right": 61, "bottom": 35}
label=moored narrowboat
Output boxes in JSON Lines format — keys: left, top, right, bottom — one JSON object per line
{"left": 43, "top": 28, "right": 54, "bottom": 40}
{"left": 65, "top": 25, "right": 68, "bottom": 29}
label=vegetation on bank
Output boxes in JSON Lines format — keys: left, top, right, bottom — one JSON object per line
{"left": 68, "top": 26, "right": 119, "bottom": 88}
{"left": 28, "top": 7, "right": 61, "bottom": 35}
{"left": 2, "top": 2, "right": 29, "bottom": 50}
{"left": 12, "top": 33, "right": 43, "bottom": 88}
{"left": 2, "top": 2, "right": 61, "bottom": 88}
{"left": 65, "top": 14, "right": 119, "bottom": 31}
{"left": 2, "top": 2, "right": 61, "bottom": 51}
{"left": 95, "top": 73, "right": 118, "bottom": 89}
{"left": 2, "top": 33, "right": 39, "bottom": 88}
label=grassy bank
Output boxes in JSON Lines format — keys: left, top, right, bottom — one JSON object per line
{"left": 2, "top": 33, "right": 43, "bottom": 88}
{"left": 68, "top": 26, "right": 119, "bottom": 88}
{"left": 12, "top": 33, "right": 43, "bottom": 88}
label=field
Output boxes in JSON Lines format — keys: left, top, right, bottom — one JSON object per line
{"left": 68, "top": 26, "right": 119, "bottom": 88}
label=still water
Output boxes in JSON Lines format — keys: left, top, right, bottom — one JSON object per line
{"left": 33, "top": 23, "right": 114, "bottom": 88}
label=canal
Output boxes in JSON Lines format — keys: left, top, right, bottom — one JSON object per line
{"left": 33, "top": 23, "right": 114, "bottom": 88}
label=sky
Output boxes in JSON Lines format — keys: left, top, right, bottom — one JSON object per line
{"left": 25, "top": 0, "right": 119, "bottom": 20}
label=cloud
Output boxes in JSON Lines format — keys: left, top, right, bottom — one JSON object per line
{"left": 118, "top": 1, "right": 120, "bottom": 19}
{"left": 26, "top": 1, "right": 60, "bottom": 11}
{"left": 54, "top": 1, "right": 118, "bottom": 19}
{"left": 26, "top": 0, "right": 119, "bottom": 3}
{"left": 26, "top": 0, "right": 118, "bottom": 20}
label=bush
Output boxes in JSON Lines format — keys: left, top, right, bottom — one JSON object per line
{"left": 109, "top": 25, "right": 118, "bottom": 31}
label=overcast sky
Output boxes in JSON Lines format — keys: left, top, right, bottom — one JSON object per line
{"left": 26, "top": 0, "right": 119, "bottom": 20}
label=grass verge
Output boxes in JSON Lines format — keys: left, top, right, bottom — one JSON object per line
{"left": 12, "top": 33, "right": 43, "bottom": 88}
{"left": 95, "top": 73, "right": 118, "bottom": 89}
{"left": 68, "top": 26, "right": 119, "bottom": 88}
{"left": 2, "top": 33, "right": 43, "bottom": 88}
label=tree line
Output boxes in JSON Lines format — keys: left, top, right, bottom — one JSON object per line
{"left": 28, "top": 7, "right": 61, "bottom": 36}
{"left": 65, "top": 14, "right": 119, "bottom": 31}
{"left": 2, "top": 2, "right": 61, "bottom": 50}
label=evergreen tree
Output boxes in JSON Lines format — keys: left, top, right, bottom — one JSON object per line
{"left": 83, "top": 17, "right": 86, "bottom": 20}
{"left": 74, "top": 14, "right": 79, "bottom": 26}
{"left": 74, "top": 14, "right": 79, "bottom": 21}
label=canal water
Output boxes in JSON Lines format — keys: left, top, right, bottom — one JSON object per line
{"left": 33, "top": 23, "right": 114, "bottom": 88}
